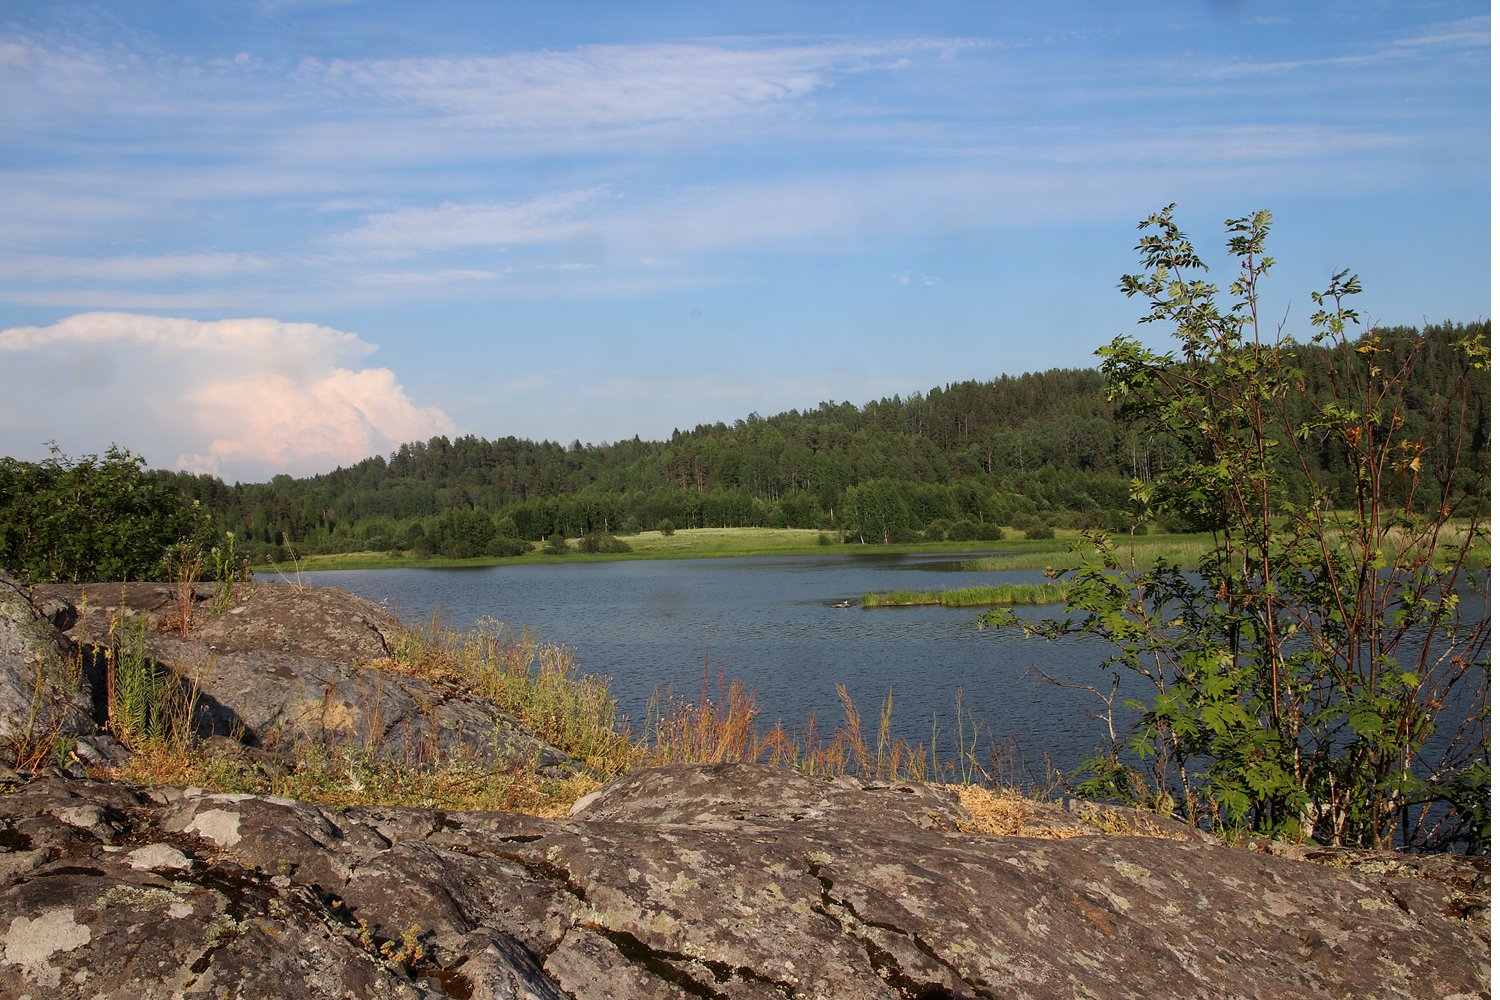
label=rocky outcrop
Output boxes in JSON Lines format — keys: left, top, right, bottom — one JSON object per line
{"left": 0, "top": 763, "right": 1488, "bottom": 999}
{"left": 0, "top": 574, "right": 119, "bottom": 766}
{"left": 0, "top": 579, "right": 1489, "bottom": 999}
{"left": 29, "top": 582, "right": 571, "bottom": 774}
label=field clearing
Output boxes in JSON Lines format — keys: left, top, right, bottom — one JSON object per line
{"left": 268, "top": 527, "right": 1026, "bottom": 572}
{"left": 264, "top": 521, "right": 1488, "bottom": 575}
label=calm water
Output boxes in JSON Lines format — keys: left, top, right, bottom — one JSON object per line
{"left": 299, "top": 553, "right": 1137, "bottom": 778}
{"left": 297, "top": 554, "right": 1488, "bottom": 784}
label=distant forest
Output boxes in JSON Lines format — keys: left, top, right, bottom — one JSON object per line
{"left": 152, "top": 321, "right": 1487, "bottom": 561}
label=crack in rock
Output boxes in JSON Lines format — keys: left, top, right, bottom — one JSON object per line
{"left": 805, "top": 859, "right": 987, "bottom": 1000}
{"left": 583, "top": 922, "right": 796, "bottom": 1000}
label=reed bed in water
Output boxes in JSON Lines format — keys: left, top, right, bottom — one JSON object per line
{"left": 861, "top": 583, "right": 1068, "bottom": 608}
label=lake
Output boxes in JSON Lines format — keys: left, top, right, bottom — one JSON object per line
{"left": 296, "top": 553, "right": 1489, "bottom": 788}
{"left": 298, "top": 553, "right": 1137, "bottom": 780}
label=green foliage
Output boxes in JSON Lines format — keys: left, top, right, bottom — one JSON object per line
{"left": 104, "top": 613, "right": 200, "bottom": 750}
{"left": 577, "top": 531, "right": 632, "bottom": 554}
{"left": 988, "top": 207, "right": 1490, "bottom": 851}
{"left": 0, "top": 444, "right": 211, "bottom": 583}
{"left": 656, "top": 519, "right": 676, "bottom": 536}
{"left": 209, "top": 532, "right": 252, "bottom": 613}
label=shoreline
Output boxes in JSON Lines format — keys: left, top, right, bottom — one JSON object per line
{"left": 256, "top": 526, "right": 1093, "bottom": 574}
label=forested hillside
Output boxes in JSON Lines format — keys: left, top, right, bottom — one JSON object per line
{"left": 127, "top": 320, "right": 1494, "bottom": 561}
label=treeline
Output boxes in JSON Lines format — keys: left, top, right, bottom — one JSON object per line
{"left": 147, "top": 320, "right": 1479, "bottom": 563}
{"left": 1, "top": 321, "right": 1484, "bottom": 581}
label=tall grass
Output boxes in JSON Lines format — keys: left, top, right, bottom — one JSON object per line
{"left": 104, "top": 613, "right": 200, "bottom": 752}
{"left": 642, "top": 664, "right": 1031, "bottom": 788}
{"left": 385, "top": 613, "right": 635, "bottom": 776}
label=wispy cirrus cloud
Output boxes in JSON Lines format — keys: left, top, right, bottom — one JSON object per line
{"left": 334, "top": 188, "right": 613, "bottom": 254}
{"left": 1187, "top": 14, "right": 1488, "bottom": 80}
{"left": 0, "top": 251, "right": 275, "bottom": 281}
{"left": 309, "top": 40, "right": 968, "bottom": 128}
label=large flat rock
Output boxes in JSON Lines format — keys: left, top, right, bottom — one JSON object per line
{"left": 30, "top": 582, "right": 572, "bottom": 774}
{"left": 0, "top": 763, "right": 1486, "bottom": 999}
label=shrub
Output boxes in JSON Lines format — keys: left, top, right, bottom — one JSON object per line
{"left": 577, "top": 532, "right": 632, "bottom": 554}
{"left": 989, "top": 206, "right": 1490, "bottom": 850}
{"left": 0, "top": 445, "right": 210, "bottom": 583}
{"left": 947, "top": 519, "right": 978, "bottom": 541}
{"left": 484, "top": 537, "right": 531, "bottom": 557}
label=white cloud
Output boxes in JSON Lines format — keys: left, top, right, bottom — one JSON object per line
{"left": 335, "top": 188, "right": 610, "bottom": 254}
{"left": 310, "top": 41, "right": 942, "bottom": 130}
{"left": 350, "top": 268, "right": 499, "bottom": 287}
{"left": 0, "top": 313, "right": 456, "bottom": 481}
{"left": 0, "top": 251, "right": 274, "bottom": 281}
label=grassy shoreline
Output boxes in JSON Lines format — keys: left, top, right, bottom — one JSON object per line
{"left": 260, "top": 523, "right": 1489, "bottom": 576}
{"left": 259, "top": 526, "right": 1100, "bottom": 573}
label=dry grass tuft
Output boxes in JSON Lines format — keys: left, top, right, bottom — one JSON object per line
{"left": 953, "top": 784, "right": 1096, "bottom": 840}
{"left": 955, "top": 785, "right": 1030, "bottom": 836}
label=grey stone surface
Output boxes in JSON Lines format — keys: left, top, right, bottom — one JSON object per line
{"left": 30, "top": 581, "right": 572, "bottom": 775}
{"left": 0, "top": 574, "right": 117, "bottom": 766}
{"left": 0, "top": 764, "right": 1487, "bottom": 1000}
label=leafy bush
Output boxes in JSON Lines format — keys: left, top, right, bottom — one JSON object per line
{"left": 989, "top": 207, "right": 1490, "bottom": 851}
{"left": 947, "top": 519, "right": 978, "bottom": 541}
{"left": 0, "top": 445, "right": 210, "bottom": 583}
{"left": 485, "top": 537, "right": 531, "bottom": 557}
{"left": 577, "top": 532, "right": 632, "bottom": 554}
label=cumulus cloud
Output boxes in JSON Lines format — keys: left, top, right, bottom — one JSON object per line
{"left": 0, "top": 313, "right": 456, "bottom": 481}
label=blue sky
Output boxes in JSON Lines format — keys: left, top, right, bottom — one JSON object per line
{"left": 0, "top": 1, "right": 1489, "bottom": 482}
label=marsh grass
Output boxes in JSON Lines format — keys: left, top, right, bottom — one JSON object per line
{"left": 861, "top": 583, "right": 1068, "bottom": 608}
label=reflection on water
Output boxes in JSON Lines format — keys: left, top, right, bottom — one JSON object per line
{"left": 299, "top": 553, "right": 1138, "bottom": 778}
